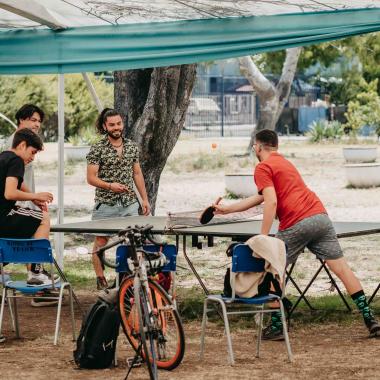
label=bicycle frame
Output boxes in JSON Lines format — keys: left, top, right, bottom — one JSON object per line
{"left": 96, "top": 225, "right": 184, "bottom": 380}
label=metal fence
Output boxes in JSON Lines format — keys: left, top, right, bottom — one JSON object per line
{"left": 183, "top": 94, "right": 256, "bottom": 137}
{"left": 182, "top": 75, "right": 326, "bottom": 137}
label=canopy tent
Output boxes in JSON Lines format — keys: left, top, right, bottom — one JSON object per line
{"left": 1, "top": 0, "right": 380, "bottom": 264}
{"left": 1, "top": 1, "right": 380, "bottom": 74}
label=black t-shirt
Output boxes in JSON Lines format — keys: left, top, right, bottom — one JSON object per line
{"left": 0, "top": 151, "right": 24, "bottom": 218}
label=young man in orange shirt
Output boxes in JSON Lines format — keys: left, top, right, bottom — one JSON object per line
{"left": 215, "top": 129, "right": 380, "bottom": 340}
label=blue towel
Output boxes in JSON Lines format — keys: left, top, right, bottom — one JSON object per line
{"left": 298, "top": 106, "right": 327, "bottom": 133}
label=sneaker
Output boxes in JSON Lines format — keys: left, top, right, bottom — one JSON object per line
{"left": 0, "top": 271, "right": 11, "bottom": 284}
{"left": 31, "top": 292, "right": 59, "bottom": 307}
{"left": 96, "top": 276, "right": 108, "bottom": 290}
{"left": 261, "top": 325, "right": 285, "bottom": 341}
{"left": 366, "top": 318, "right": 380, "bottom": 338}
{"left": 40, "top": 269, "right": 60, "bottom": 283}
{"left": 27, "top": 271, "right": 58, "bottom": 287}
{"left": 0, "top": 335, "right": 5, "bottom": 343}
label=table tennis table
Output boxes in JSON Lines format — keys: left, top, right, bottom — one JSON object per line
{"left": 52, "top": 216, "right": 380, "bottom": 312}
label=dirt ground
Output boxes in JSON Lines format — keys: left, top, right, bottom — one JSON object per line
{"left": 0, "top": 293, "right": 380, "bottom": 380}
{"left": 2, "top": 137, "right": 380, "bottom": 379}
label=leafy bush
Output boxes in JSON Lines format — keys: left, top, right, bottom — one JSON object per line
{"left": 0, "top": 74, "right": 113, "bottom": 142}
{"left": 308, "top": 120, "right": 344, "bottom": 143}
{"left": 68, "top": 127, "right": 101, "bottom": 146}
{"left": 345, "top": 79, "right": 380, "bottom": 137}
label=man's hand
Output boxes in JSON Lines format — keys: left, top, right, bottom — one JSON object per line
{"left": 213, "top": 202, "right": 232, "bottom": 215}
{"left": 109, "top": 183, "right": 132, "bottom": 193}
{"left": 34, "top": 192, "right": 53, "bottom": 203}
{"left": 32, "top": 200, "right": 48, "bottom": 211}
{"left": 141, "top": 199, "right": 151, "bottom": 216}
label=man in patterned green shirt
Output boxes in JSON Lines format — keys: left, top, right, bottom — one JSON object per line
{"left": 87, "top": 108, "right": 151, "bottom": 289}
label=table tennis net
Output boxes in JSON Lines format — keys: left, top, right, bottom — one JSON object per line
{"left": 166, "top": 205, "right": 263, "bottom": 228}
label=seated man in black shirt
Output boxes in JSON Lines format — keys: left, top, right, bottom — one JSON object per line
{"left": 0, "top": 129, "right": 54, "bottom": 286}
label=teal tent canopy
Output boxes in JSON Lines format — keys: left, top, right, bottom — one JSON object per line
{"left": 1, "top": 0, "right": 380, "bottom": 267}
{"left": 0, "top": 1, "right": 380, "bottom": 74}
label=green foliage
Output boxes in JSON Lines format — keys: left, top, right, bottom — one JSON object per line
{"left": 224, "top": 190, "right": 240, "bottom": 200}
{"left": 0, "top": 75, "right": 56, "bottom": 137}
{"left": 307, "top": 120, "right": 344, "bottom": 143}
{"left": 254, "top": 42, "right": 341, "bottom": 76}
{"left": 64, "top": 74, "right": 113, "bottom": 139}
{"left": 166, "top": 152, "right": 228, "bottom": 173}
{"left": 308, "top": 120, "right": 327, "bottom": 143}
{"left": 177, "top": 287, "right": 205, "bottom": 321}
{"left": 192, "top": 152, "right": 226, "bottom": 170}
{"left": 252, "top": 33, "right": 380, "bottom": 108}
{"left": 68, "top": 126, "right": 101, "bottom": 146}
{"left": 345, "top": 79, "right": 380, "bottom": 136}
{"left": 354, "top": 33, "right": 380, "bottom": 94}
{"left": 0, "top": 74, "right": 113, "bottom": 141}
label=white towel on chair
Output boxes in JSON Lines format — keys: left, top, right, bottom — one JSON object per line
{"left": 234, "top": 235, "right": 286, "bottom": 298}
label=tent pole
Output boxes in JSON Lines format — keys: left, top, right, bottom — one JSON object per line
{"left": 54, "top": 73, "right": 65, "bottom": 268}
{"left": 82, "top": 73, "right": 103, "bottom": 112}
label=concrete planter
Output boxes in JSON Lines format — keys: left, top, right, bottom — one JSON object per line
{"left": 225, "top": 173, "right": 257, "bottom": 197}
{"left": 345, "top": 163, "right": 380, "bottom": 188}
{"left": 342, "top": 147, "right": 377, "bottom": 163}
{"left": 65, "top": 145, "right": 90, "bottom": 161}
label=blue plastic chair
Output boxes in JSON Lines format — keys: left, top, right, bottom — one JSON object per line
{"left": 0, "top": 238, "right": 75, "bottom": 345}
{"left": 115, "top": 244, "right": 177, "bottom": 299}
{"left": 200, "top": 244, "right": 292, "bottom": 365}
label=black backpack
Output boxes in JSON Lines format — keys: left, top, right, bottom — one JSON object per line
{"left": 73, "top": 299, "right": 120, "bottom": 369}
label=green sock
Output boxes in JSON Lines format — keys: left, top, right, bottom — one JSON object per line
{"left": 351, "top": 290, "right": 374, "bottom": 327}
{"left": 270, "top": 311, "right": 283, "bottom": 331}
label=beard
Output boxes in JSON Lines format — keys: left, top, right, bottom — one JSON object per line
{"left": 107, "top": 129, "right": 122, "bottom": 139}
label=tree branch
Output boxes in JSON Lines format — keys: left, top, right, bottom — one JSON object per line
{"left": 238, "top": 56, "right": 276, "bottom": 99}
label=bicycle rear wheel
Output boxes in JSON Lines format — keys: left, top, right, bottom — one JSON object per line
{"left": 119, "top": 275, "right": 185, "bottom": 370}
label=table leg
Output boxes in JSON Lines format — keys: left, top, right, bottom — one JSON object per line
{"left": 182, "top": 236, "right": 210, "bottom": 295}
{"left": 320, "top": 260, "right": 351, "bottom": 312}
{"left": 368, "top": 283, "right": 380, "bottom": 304}
{"left": 286, "top": 265, "right": 315, "bottom": 312}
{"left": 288, "top": 264, "right": 324, "bottom": 317}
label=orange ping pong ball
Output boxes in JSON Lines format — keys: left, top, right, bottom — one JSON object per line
{"left": 211, "top": 143, "right": 217, "bottom": 149}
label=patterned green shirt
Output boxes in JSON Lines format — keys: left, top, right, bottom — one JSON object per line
{"left": 86, "top": 136, "right": 139, "bottom": 206}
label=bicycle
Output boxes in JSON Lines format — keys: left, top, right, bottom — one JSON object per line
{"left": 96, "top": 224, "right": 185, "bottom": 380}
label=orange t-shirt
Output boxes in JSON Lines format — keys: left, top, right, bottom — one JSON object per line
{"left": 254, "top": 152, "right": 326, "bottom": 231}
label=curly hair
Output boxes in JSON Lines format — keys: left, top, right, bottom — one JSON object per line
{"left": 95, "top": 108, "right": 122, "bottom": 135}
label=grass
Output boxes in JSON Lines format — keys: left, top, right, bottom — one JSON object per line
{"left": 5, "top": 258, "right": 380, "bottom": 327}
{"left": 165, "top": 152, "right": 253, "bottom": 174}
{"left": 176, "top": 290, "right": 380, "bottom": 328}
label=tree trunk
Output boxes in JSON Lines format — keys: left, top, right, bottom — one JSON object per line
{"left": 114, "top": 65, "right": 197, "bottom": 213}
{"left": 239, "top": 47, "right": 301, "bottom": 148}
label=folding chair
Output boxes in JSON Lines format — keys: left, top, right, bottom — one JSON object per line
{"left": 0, "top": 238, "right": 75, "bottom": 345}
{"left": 200, "top": 244, "right": 292, "bottom": 365}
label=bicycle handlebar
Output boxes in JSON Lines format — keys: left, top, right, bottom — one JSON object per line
{"left": 95, "top": 224, "right": 166, "bottom": 269}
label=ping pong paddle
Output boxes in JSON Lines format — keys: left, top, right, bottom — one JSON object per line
{"left": 199, "top": 197, "right": 222, "bottom": 225}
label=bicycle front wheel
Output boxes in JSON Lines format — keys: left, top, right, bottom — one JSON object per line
{"left": 133, "top": 276, "right": 157, "bottom": 379}
{"left": 119, "top": 275, "right": 185, "bottom": 371}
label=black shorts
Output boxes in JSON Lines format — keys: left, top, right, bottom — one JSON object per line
{"left": 0, "top": 206, "right": 43, "bottom": 238}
